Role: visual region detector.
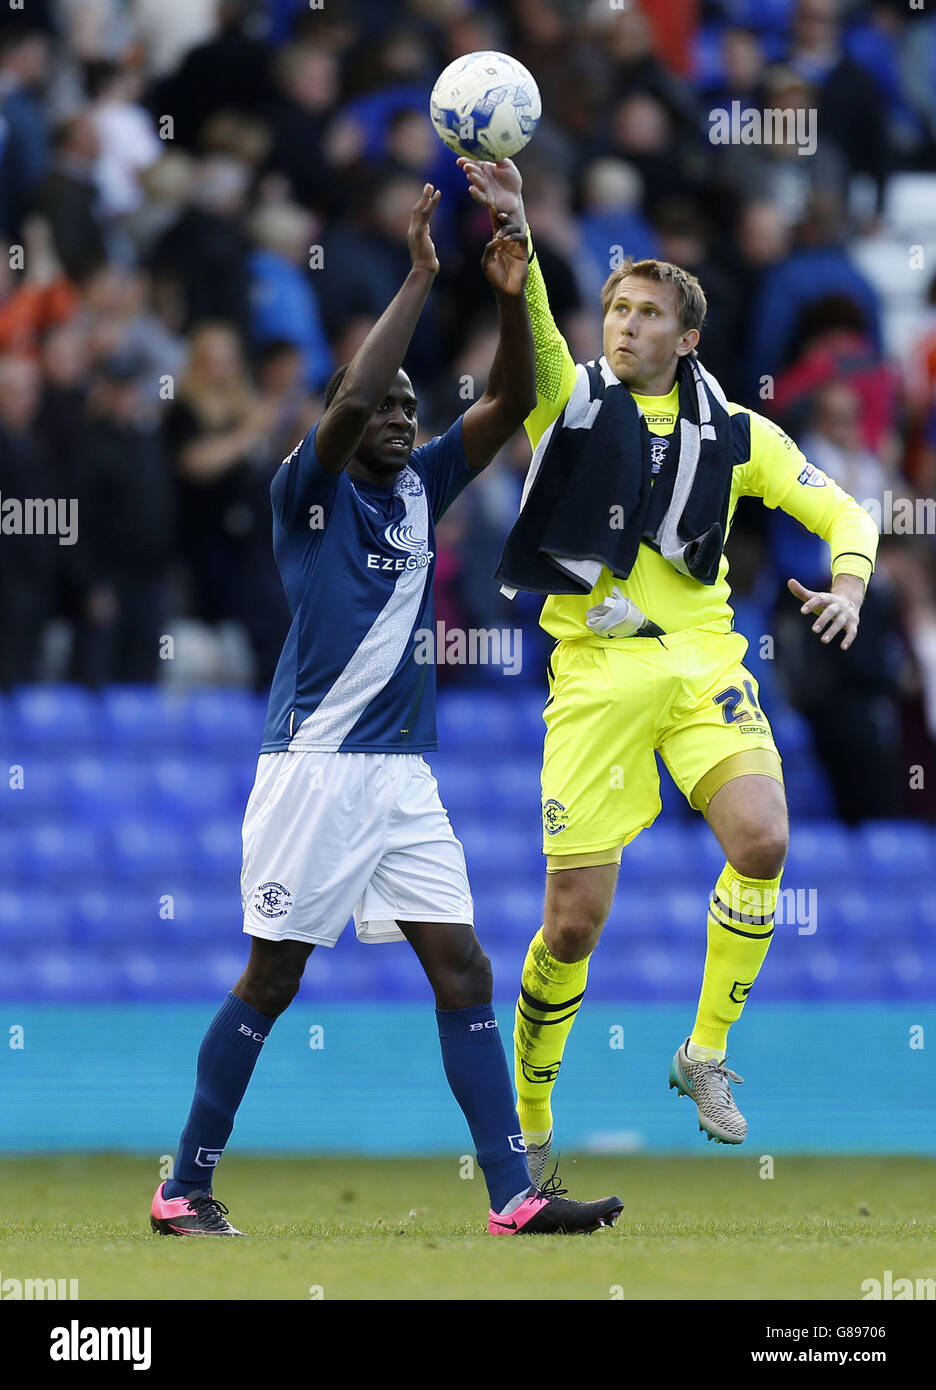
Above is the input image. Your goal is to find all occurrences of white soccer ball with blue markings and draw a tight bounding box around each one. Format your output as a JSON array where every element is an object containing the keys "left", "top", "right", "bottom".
[{"left": 429, "top": 51, "right": 541, "bottom": 161}]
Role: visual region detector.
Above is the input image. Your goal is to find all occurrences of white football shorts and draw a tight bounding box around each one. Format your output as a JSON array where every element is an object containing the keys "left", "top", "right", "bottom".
[{"left": 240, "top": 750, "right": 474, "bottom": 946}]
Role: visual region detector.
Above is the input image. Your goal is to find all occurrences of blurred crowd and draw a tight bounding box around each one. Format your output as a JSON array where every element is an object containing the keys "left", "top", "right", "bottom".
[{"left": 2, "top": 0, "right": 936, "bottom": 818}]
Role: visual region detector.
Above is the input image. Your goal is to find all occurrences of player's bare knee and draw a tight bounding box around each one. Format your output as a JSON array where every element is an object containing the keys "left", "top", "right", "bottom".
[
  {"left": 544, "top": 918, "right": 602, "bottom": 963},
  {"left": 236, "top": 965, "right": 302, "bottom": 1019},
  {"left": 731, "top": 824, "right": 788, "bottom": 880},
  {"left": 434, "top": 948, "right": 492, "bottom": 1009}
]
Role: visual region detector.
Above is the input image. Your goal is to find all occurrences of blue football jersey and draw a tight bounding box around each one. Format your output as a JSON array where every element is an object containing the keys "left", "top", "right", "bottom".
[{"left": 261, "top": 416, "right": 476, "bottom": 753}]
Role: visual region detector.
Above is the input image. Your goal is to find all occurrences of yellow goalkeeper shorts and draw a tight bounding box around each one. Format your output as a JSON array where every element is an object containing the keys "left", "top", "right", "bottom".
[{"left": 540, "top": 628, "right": 783, "bottom": 864}]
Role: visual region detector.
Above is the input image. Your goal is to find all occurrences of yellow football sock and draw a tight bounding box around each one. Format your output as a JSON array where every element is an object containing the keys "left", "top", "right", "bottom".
[
  {"left": 514, "top": 928, "right": 589, "bottom": 1139},
  {"left": 690, "top": 861, "right": 781, "bottom": 1054}
]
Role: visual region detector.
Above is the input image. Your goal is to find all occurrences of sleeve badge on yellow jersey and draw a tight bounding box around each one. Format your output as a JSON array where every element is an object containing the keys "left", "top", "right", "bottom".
[{"left": 797, "top": 463, "right": 827, "bottom": 487}]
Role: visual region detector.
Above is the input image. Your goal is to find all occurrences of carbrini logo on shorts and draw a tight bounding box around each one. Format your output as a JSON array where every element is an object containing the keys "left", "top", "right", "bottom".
[{"left": 543, "top": 799, "right": 568, "bottom": 835}]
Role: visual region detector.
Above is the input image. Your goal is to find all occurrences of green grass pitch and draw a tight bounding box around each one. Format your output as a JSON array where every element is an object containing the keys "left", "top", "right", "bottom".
[{"left": 1, "top": 1155, "right": 934, "bottom": 1300}]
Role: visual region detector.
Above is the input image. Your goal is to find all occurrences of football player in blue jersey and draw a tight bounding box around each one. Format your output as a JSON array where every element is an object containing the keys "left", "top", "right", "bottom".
[{"left": 152, "top": 184, "right": 623, "bottom": 1238}]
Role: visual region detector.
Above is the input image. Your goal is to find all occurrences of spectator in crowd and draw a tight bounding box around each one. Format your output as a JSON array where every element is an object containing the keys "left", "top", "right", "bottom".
[
  {"left": 0, "top": 354, "right": 58, "bottom": 688},
  {"left": 576, "top": 159, "right": 659, "bottom": 302},
  {"left": 163, "top": 320, "right": 289, "bottom": 688},
  {"left": 653, "top": 195, "right": 743, "bottom": 392},
  {"left": 247, "top": 200, "right": 332, "bottom": 391},
  {"left": 0, "top": 27, "right": 51, "bottom": 240},
  {"left": 36, "top": 112, "right": 108, "bottom": 282},
  {"left": 35, "top": 319, "right": 89, "bottom": 469},
  {"left": 904, "top": 271, "right": 936, "bottom": 487},
  {"left": 699, "top": 25, "right": 767, "bottom": 116},
  {"left": 318, "top": 172, "right": 444, "bottom": 379},
  {"left": 263, "top": 42, "right": 342, "bottom": 213},
  {"left": 147, "top": 154, "right": 253, "bottom": 334},
  {"left": 710, "top": 65, "right": 848, "bottom": 229},
  {"left": 597, "top": 2, "right": 701, "bottom": 134},
  {"left": 787, "top": 0, "right": 892, "bottom": 213},
  {"left": 0, "top": 215, "right": 77, "bottom": 356},
  {"left": 254, "top": 337, "right": 319, "bottom": 466},
  {"left": 771, "top": 294, "right": 900, "bottom": 456},
  {"left": 147, "top": 0, "right": 273, "bottom": 151},
  {"left": 747, "top": 190, "right": 882, "bottom": 393},
  {"left": 84, "top": 58, "right": 162, "bottom": 223},
  {"left": 67, "top": 350, "right": 176, "bottom": 685},
  {"left": 875, "top": 535, "right": 936, "bottom": 819},
  {"left": 604, "top": 92, "right": 710, "bottom": 217}
]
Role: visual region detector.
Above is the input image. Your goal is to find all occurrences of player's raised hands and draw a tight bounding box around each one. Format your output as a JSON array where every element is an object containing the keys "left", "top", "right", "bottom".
[
  {"left": 788, "top": 577, "right": 862, "bottom": 650},
  {"left": 408, "top": 184, "right": 441, "bottom": 276},
  {"left": 457, "top": 157, "right": 526, "bottom": 229},
  {"left": 482, "top": 214, "right": 528, "bottom": 296}
]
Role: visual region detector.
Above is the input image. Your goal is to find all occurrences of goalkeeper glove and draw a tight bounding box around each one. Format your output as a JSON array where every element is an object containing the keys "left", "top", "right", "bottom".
[{"left": 586, "top": 586, "right": 664, "bottom": 638}]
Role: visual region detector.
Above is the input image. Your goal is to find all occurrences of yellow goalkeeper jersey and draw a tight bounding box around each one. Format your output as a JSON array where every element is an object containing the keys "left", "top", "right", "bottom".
[{"left": 522, "top": 240, "right": 879, "bottom": 642}]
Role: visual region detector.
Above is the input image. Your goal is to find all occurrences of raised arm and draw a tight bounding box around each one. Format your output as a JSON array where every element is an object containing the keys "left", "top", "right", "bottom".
[
  {"left": 315, "top": 184, "right": 441, "bottom": 475},
  {"left": 459, "top": 212, "right": 536, "bottom": 469},
  {"left": 458, "top": 158, "right": 577, "bottom": 448}
]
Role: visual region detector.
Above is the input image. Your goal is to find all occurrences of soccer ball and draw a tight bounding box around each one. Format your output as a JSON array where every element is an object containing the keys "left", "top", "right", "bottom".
[{"left": 429, "top": 51, "right": 541, "bottom": 161}]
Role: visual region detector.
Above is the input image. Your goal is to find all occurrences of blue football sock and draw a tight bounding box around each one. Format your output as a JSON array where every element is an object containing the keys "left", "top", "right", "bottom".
[
  {"left": 163, "top": 992, "right": 273, "bottom": 1199},
  {"left": 435, "top": 1003, "right": 532, "bottom": 1213}
]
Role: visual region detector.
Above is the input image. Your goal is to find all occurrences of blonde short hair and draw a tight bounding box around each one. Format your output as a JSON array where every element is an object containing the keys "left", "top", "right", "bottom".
[{"left": 601, "top": 257, "right": 707, "bottom": 333}]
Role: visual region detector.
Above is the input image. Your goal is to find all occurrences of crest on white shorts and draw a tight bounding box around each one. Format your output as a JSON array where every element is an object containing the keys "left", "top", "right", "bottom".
[{"left": 254, "top": 881, "right": 293, "bottom": 919}]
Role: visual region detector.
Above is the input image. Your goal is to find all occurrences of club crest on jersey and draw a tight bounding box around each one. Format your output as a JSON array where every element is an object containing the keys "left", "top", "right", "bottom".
[
  {"left": 650, "top": 437, "right": 669, "bottom": 474},
  {"left": 393, "top": 467, "right": 423, "bottom": 498},
  {"left": 254, "top": 881, "right": 293, "bottom": 919},
  {"left": 797, "top": 463, "right": 826, "bottom": 487},
  {"left": 543, "top": 798, "right": 568, "bottom": 835}
]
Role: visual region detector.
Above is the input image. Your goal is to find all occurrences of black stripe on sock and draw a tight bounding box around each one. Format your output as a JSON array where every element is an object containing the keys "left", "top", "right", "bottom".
[
  {"left": 708, "top": 908, "right": 775, "bottom": 941},
  {"left": 711, "top": 892, "right": 775, "bottom": 927},
  {"left": 517, "top": 1005, "right": 581, "bottom": 1027},
  {"left": 520, "top": 984, "right": 586, "bottom": 1014}
]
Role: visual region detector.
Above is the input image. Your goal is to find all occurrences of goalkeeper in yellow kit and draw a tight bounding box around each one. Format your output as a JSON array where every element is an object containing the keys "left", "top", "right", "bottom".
[{"left": 459, "top": 156, "right": 879, "bottom": 1180}]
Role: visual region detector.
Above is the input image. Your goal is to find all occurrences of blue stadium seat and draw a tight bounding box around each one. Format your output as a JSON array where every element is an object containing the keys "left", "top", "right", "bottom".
[
  {"left": 810, "top": 887, "right": 876, "bottom": 939},
  {"left": 191, "top": 818, "right": 245, "bottom": 882},
  {"left": 11, "top": 686, "right": 101, "bottom": 750},
  {"left": 0, "top": 831, "right": 20, "bottom": 881},
  {"left": 436, "top": 691, "right": 517, "bottom": 749},
  {"left": 22, "top": 948, "right": 123, "bottom": 1001},
  {"left": 879, "top": 945, "right": 934, "bottom": 1000},
  {"left": 769, "top": 706, "right": 813, "bottom": 755},
  {"left": 858, "top": 821, "right": 934, "bottom": 877},
  {"left": 63, "top": 758, "right": 153, "bottom": 820},
  {"left": 0, "top": 889, "right": 71, "bottom": 944},
  {"left": 150, "top": 758, "right": 239, "bottom": 820},
  {"left": 783, "top": 759, "right": 837, "bottom": 818},
  {"left": 108, "top": 818, "right": 197, "bottom": 886},
  {"left": 184, "top": 689, "right": 267, "bottom": 753},
  {"left": 21, "top": 822, "right": 106, "bottom": 887},
  {"left": 513, "top": 694, "right": 547, "bottom": 751},
  {"left": 427, "top": 759, "right": 488, "bottom": 814},
  {"left": 161, "top": 890, "right": 242, "bottom": 944},
  {"left": 71, "top": 888, "right": 167, "bottom": 946},
  {"left": 785, "top": 822, "right": 856, "bottom": 879},
  {"left": 100, "top": 686, "right": 190, "bottom": 750},
  {"left": 459, "top": 822, "right": 540, "bottom": 876},
  {"left": 4, "top": 756, "right": 65, "bottom": 816}
]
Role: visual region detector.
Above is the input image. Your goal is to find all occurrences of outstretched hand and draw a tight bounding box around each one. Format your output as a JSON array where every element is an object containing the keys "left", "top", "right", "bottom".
[
  {"left": 408, "top": 183, "right": 441, "bottom": 275},
  {"left": 457, "top": 157, "right": 526, "bottom": 228},
  {"left": 788, "top": 577, "right": 861, "bottom": 650},
  {"left": 481, "top": 214, "right": 528, "bottom": 296}
]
